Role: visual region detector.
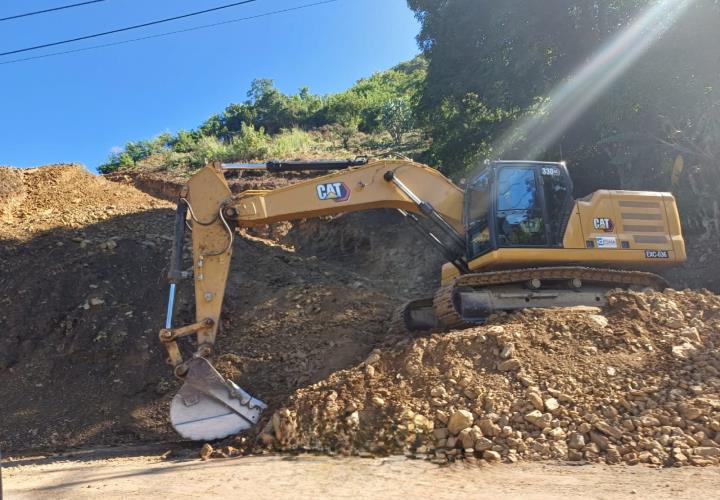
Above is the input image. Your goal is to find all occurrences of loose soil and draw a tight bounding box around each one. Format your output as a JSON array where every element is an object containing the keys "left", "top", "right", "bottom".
[{"left": 260, "top": 290, "right": 720, "bottom": 467}]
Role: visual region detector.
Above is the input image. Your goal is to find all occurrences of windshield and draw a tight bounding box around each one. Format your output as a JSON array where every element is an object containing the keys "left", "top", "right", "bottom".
[{"left": 498, "top": 168, "right": 537, "bottom": 210}]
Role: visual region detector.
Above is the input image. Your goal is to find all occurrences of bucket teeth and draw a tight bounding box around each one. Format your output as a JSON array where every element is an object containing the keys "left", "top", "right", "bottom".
[{"left": 170, "top": 357, "right": 266, "bottom": 441}]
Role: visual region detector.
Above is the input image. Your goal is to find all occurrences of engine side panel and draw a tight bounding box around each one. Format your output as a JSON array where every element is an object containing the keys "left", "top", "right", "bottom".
[{"left": 572, "top": 189, "right": 686, "bottom": 260}]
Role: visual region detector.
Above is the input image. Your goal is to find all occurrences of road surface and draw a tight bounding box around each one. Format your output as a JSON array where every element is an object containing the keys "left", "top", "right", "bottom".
[{"left": 3, "top": 447, "right": 719, "bottom": 499}]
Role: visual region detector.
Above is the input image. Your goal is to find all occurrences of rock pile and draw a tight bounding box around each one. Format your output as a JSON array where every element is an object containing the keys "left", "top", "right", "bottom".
[{"left": 257, "top": 289, "right": 720, "bottom": 466}]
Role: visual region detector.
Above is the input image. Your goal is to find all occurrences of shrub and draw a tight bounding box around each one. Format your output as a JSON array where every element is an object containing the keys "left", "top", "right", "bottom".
[
  {"left": 189, "top": 136, "right": 230, "bottom": 167},
  {"left": 267, "top": 128, "right": 313, "bottom": 158},
  {"left": 227, "top": 123, "right": 269, "bottom": 161}
]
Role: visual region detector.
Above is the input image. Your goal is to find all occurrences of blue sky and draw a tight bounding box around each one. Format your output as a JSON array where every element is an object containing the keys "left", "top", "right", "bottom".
[{"left": 0, "top": 0, "right": 420, "bottom": 170}]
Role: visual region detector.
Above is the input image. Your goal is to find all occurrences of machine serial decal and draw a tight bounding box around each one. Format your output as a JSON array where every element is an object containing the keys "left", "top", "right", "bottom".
[
  {"left": 596, "top": 236, "right": 618, "bottom": 249},
  {"left": 593, "top": 217, "right": 614, "bottom": 232},
  {"left": 316, "top": 182, "right": 350, "bottom": 202},
  {"left": 645, "top": 250, "right": 669, "bottom": 259}
]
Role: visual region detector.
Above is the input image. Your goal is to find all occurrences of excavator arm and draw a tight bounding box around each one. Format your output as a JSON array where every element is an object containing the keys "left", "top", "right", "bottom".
[
  {"left": 228, "top": 159, "right": 464, "bottom": 230},
  {"left": 159, "top": 159, "right": 465, "bottom": 440}
]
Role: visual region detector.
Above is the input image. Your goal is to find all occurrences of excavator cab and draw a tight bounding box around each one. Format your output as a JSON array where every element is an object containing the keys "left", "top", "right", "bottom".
[{"left": 466, "top": 161, "right": 574, "bottom": 260}]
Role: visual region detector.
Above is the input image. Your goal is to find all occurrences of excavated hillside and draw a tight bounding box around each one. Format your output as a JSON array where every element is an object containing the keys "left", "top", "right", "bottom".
[
  {"left": 0, "top": 165, "right": 177, "bottom": 449},
  {"left": 0, "top": 164, "right": 439, "bottom": 452},
  {"left": 2, "top": 164, "right": 719, "bottom": 470}
]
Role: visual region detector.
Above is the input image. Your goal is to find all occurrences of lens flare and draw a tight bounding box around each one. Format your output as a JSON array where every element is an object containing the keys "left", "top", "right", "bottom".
[{"left": 493, "top": 0, "right": 696, "bottom": 160}]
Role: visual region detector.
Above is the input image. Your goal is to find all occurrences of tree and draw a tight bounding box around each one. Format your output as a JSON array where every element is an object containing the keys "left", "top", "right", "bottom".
[
  {"left": 199, "top": 114, "right": 228, "bottom": 140},
  {"left": 98, "top": 134, "right": 171, "bottom": 173},
  {"left": 245, "top": 79, "right": 323, "bottom": 134},
  {"left": 382, "top": 98, "right": 414, "bottom": 145},
  {"left": 407, "top": 1, "right": 719, "bottom": 173},
  {"left": 325, "top": 92, "right": 363, "bottom": 148},
  {"left": 170, "top": 130, "right": 199, "bottom": 153}
]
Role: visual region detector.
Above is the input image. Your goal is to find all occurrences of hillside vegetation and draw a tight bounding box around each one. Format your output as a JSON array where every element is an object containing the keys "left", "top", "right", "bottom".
[
  {"left": 98, "top": 57, "right": 427, "bottom": 175},
  {"left": 102, "top": 1, "right": 720, "bottom": 250}
]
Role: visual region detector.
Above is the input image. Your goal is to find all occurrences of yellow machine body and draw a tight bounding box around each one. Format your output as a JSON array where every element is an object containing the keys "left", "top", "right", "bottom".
[{"left": 441, "top": 189, "right": 686, "bottom": 285}]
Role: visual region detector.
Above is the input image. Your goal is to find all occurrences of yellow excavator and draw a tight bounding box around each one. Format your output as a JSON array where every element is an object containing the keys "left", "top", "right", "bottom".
[{"left": 159, "top": 158, "right": 685, "bottom": 440}]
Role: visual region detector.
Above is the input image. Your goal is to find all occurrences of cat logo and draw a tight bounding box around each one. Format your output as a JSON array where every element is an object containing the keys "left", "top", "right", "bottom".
[
  {"left": 316, "top": 182, "right": 350, "bottom": 202},
  {"left": 592, "top": 217, "right": 614, "bottom": 232}
]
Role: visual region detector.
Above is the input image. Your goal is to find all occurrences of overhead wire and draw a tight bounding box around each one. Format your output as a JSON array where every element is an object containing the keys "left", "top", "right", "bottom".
[
  {"left": 0, "top": 0, "right": 109, "bottom": 23},
  {"left": 0, "top": 0, "right": 261, "bottom": 57},
  {"left": 0, "top": 0, "right": 339, "bottom": 66}
]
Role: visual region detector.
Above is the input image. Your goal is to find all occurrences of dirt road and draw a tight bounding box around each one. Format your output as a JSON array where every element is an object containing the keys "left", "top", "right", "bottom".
[{"left": 3, "top": 448, "right": 719, "bottom": 499}]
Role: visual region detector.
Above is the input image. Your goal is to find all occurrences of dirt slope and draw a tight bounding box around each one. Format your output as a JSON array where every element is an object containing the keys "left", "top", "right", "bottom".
[
  {"left": 0, "top": 165, "right": 177, "bottom": 449},
  {"left": 0, "top": 164, "right": 437, "bottom": 452}
]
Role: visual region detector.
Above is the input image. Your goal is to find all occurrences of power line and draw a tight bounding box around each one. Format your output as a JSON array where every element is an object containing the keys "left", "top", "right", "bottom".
[
  {"left": 0, "top": 0, "right": 109, "bottom": 23},
  {"left": 0, "top": 0, "right": 260, "bottom": 57},
  {"left": 0, "top": 0, "right": 340, "bottom": 66}
]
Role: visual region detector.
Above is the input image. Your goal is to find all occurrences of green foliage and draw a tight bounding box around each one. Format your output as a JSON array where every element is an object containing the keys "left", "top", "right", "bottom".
[
  {"left": 228, "top": 123, "right": 269, "bottom": 161},
  {"left": 170, "top": 130, "right": 200, "bottom": 153},
  {"left": 100, "top": 57, "right": 427, "bottom": 173},
  {"left": 267, "top": 128, "right": 314, "bottom": 158},
  {"left": 98, "top": 134, "right": 171, "bottom": 174},
  {"left": 328, "top": 59, "right": 427, "bottom": 135},
  {"left": 325, "top": 92, "right": 362, "bottom": 148},
  {"left": 408, "top": 1, "right": 719, "bottom": 167},
  {"left": 408, "top": 0, "right": 720, "bottom": 238},
  {"left": 188, "top": 136, "right": 229, "bottom": 166},
  {"left": 382, "top": 98, "right": 415, "bottom": 146}
]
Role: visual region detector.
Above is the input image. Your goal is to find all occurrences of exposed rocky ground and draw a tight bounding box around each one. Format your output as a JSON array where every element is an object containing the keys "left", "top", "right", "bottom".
[
  {"left": 255, "top": 290, "right": 720, "bottom": 467},
  {"left": 2, "top": 163, "right": 720, "bottom": 471}
]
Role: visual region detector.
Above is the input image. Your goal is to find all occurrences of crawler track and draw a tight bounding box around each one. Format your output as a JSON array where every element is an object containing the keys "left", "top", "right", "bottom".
[{"left": 404, "top": 267, "right": 668, "bottom": 332}]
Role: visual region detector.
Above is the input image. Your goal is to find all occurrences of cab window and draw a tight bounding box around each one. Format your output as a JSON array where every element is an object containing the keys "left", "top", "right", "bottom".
[{"left": 496, "top": 167, "right": 546, "bottom": 246}]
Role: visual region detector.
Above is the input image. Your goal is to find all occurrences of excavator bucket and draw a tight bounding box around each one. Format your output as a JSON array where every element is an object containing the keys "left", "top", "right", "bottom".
[{"left": 170, "top": 357, "right": 266, "bottom": 441}]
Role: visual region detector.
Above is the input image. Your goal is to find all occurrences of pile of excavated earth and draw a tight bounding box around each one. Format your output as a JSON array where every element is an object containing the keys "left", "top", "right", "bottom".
[
  {"left": 2, "top": 163, "right": 720, "bottom": 470},
  {"left": 254, "top": 290, "right": 720, "bottom": 467}
]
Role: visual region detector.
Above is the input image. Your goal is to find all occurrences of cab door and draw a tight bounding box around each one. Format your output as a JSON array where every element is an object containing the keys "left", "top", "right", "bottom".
[{"left": 466, "top": 170, "right": 494, "bottom": 259}]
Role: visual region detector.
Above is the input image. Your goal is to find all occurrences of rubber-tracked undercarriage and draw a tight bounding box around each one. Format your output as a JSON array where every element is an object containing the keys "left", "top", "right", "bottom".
[{"left": 398, "top": 266, "right": 669, "bottom": 333}]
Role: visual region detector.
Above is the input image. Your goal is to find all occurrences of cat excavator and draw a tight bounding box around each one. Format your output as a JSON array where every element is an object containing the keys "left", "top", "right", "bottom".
[{"left": 159, "top": 158, "right": 685, "bottom": 440}]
